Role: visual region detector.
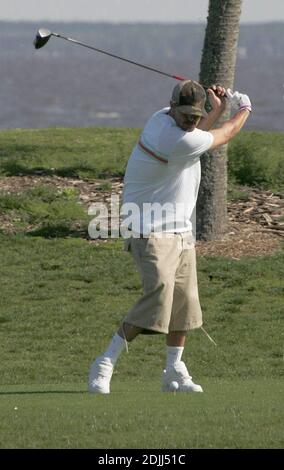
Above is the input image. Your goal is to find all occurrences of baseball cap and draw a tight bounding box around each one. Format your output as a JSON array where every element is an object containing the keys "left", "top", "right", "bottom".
[{"left": 171, "top": 80, "right": 207, "bottom": 117}]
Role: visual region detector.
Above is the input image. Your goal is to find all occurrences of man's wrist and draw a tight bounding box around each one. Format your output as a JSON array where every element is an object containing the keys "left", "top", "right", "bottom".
[
  {"left": 206, "top": 107, "right": 224, "bottom": 122},
  {"left": 210, "top": 105, "right": 225, "bottom": 114},
  {"left": 238, "top": 106, "right": 252, "bottom": 113}
]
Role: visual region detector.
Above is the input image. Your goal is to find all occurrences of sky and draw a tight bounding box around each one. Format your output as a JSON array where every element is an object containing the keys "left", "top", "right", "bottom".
[{"left": 0, "top": 0, "right": 284, "bottom": 23}]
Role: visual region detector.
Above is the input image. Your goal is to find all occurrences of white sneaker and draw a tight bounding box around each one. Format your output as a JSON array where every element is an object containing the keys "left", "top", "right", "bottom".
[
  {"left": 88, "top": 356, "right": 113, "bottom": 394},
  {"left": 162, "top": 361, "right": 203, "bottom": 393}
]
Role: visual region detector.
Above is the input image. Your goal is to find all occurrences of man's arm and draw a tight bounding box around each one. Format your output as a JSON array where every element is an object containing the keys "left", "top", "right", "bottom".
[
  {"left": 198, "top": 107, "right": 224, "bottom": 131},
  {"left": 209, "top": 89, "right": 252, "bottom": 149},
  {"left": 209, "top": 108, "right": 250, "bottom": 149}
]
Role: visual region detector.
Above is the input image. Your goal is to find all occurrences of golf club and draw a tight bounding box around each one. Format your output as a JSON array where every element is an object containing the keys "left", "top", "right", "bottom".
[{"left": 33, "top": 28, "right": 191, "bottom": 83}]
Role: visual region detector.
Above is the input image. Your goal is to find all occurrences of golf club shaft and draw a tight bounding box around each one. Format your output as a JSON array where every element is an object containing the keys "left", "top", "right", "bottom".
[{"left": 52, "top": 33, "right": 188, "bottom": 82}]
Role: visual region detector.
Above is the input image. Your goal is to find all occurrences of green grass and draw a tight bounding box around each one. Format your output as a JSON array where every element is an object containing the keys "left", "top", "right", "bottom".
[
  {"left": 0, "top": 128, "right": 283, "bottom": 191},
  {"left": 227, "top": 185, "right": 250, "bottom": 202},
  {"left": 0, "top": 185, "right": 89, "bottom": 236},
  {"left": 0, "top": 380, "right": 283, "bottom": 449},
  {"left": 0, "top": 235, "right": 283, "bottom": 448},
  {"left": 0, "top": 127, "right": 140, "bottom": 179},
  {"left": 228, "top": 131, "right": 284, "bottom": 191},
  {"left": 0, "top": 236, "right": 283, "bottom": 384}
]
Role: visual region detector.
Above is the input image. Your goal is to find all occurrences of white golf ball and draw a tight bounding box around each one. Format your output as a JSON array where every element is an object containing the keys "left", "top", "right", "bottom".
[{"left": 169, "top": 381, "right": 179, "bottom": 392}]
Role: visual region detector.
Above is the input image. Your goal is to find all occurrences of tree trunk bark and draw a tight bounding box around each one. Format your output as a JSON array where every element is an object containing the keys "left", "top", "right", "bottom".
[{"left": 197, "top": 0, "right": 242, "bottom": 240}]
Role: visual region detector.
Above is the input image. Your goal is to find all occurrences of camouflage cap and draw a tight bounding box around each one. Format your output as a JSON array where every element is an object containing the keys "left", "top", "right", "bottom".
[{"left": 171, "top": 80, "right": 207, "bottom": 117}]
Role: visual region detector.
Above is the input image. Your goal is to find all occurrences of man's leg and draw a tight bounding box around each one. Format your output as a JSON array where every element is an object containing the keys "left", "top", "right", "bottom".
[
  {"left": 88, "top": 322, "right": 142, "bottom": 394},
  {"left": 166, "top": 331, "right": 186, "bottom": 347},
  {"left": 163, "top": 332, "right": 203, "bottom": 392},
  {"left": 165, "top": 331, "right": 186, "bottom": 370},
  {"left": 162, "top": 244, "right": 203, "bottom": 393},
  {"left": 88, "top": 236, "right": 180, "bottom": 395},
  {"left": 118, "top": 322, "right": 143, "bottom": 342}
]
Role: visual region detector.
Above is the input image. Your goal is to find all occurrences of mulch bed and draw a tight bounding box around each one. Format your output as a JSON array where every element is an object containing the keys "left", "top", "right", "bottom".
[{"left": 0, "top": 175, "right": 283, "bottom": 258}]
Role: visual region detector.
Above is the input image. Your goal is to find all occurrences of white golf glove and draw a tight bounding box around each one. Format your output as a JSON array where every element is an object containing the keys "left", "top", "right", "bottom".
[{"left": 226, "top": 89, "right": 252, "bottom": 112}]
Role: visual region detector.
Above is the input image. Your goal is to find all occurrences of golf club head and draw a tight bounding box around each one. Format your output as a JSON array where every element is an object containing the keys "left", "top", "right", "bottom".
[{"left": 34, "top": 28, "right": 52, "bottom": 49}]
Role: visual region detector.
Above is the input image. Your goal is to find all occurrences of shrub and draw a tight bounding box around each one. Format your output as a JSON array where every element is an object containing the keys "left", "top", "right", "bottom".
[{"left": 228, "top": 131, "right": 284, "bottom": 192}]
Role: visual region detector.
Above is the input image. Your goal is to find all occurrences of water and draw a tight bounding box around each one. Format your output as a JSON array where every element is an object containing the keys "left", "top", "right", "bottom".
[{"left": 0, "top": 22, "right": 283, "bottom": 131}]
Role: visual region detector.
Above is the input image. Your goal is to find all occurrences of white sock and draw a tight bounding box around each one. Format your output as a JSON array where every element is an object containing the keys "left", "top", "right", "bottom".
[
  {"left": 103, "top": 333, "right": 126, "bottom": 366},
  {"left": 166, "top": 346, "right": 184, "bottom": 370}
]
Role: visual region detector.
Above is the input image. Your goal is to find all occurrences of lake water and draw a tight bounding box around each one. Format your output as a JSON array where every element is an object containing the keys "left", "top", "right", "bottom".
[{"left": 0, "top": 22, "right": 283, "bottom": 131}]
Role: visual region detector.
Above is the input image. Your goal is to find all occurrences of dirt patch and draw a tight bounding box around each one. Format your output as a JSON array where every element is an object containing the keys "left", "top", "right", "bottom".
[
  {"left": 0, "top": 175, "right": 283, "bottom": 258},
  {"left": 197, "top": 186, "right": 283, "bottom": 258},
  {"left": 196, "top": 222, "right": 280, "bottom": 258}
]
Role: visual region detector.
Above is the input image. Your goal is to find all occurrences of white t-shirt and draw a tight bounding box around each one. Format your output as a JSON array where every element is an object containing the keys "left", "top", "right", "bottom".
[{"left": 122, "top": 107, "right": 213, "bottom": 236}]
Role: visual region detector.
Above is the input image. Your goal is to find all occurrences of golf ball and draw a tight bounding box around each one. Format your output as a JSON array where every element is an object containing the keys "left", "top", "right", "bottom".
[{"left": 169, "top": 381, "right": 179, "bottom": 392}]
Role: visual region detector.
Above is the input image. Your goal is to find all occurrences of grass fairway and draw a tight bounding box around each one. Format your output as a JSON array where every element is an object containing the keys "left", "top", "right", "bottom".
[
  {"left": 0, "top": 236, "right": 283, "bottom": 448},
  {"left": 0, "top": 379, "right": 283, "bottom": 449},
  {"left": 0, "top": 127, "right": 283, "bottom": 448},
  {"left": 0, "top": 127, "right": 140, "bottom": 179}
]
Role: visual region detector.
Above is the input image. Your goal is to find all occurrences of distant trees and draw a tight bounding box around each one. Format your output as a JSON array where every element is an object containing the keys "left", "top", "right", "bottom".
[{"left": 197, "top": 0, "right": 243, "bottom": 240}]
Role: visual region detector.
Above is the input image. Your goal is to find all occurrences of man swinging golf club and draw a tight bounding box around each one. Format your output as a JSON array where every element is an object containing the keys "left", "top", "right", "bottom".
[
  {"left": 88, "top": 80, "right": 252, "bottom": 394},
  {"left": 32, "top": 28, "right": 250, "bottom": 392}
]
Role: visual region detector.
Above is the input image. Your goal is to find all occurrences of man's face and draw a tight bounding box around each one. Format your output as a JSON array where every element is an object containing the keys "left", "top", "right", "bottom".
[{"left": 171, "top": 106, "right": 201, "bottom": 132}]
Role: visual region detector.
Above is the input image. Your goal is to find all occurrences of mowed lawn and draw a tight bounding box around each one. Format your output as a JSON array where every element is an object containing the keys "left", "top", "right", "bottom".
[
  {"left": 0, "top": 127, "right": 283, "bottom": 448},
  {"left": 0, "top": 236, "right": 283, "bottom": 449},
  {"left": 0, "top": 379, "right": 283, "bottom": 449}
]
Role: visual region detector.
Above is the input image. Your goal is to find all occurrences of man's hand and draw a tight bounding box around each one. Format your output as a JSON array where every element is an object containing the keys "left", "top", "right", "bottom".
[
  {"left": 197, "top": 84, "right": 227, "bottom": 131},
  {"left": 207, "top": 85, "right": 227, "bottom": 111},
  {"left": 226, "top": 89, "right": 252, "bottom": 112}
]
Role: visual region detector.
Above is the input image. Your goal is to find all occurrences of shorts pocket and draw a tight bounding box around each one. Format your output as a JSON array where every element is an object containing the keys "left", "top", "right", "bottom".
[{"left": 123, "top": 238, "right": 132, "bottom": 252}]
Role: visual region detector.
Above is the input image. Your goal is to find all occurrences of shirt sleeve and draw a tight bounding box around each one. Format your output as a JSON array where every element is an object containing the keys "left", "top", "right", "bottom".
[{"left": 159, "top": 127, "right": 214, "bottom": 163}]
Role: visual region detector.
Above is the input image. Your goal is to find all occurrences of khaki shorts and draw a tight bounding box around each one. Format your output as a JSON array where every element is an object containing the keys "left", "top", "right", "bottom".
[{"left": 123, "top": 233, "right": 203, "bottom": 334}]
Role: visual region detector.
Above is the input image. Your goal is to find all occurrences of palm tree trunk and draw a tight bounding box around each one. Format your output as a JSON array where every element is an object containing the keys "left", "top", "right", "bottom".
[{"left": 197, "top": 0, "right": 242, "bottom": 240}]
